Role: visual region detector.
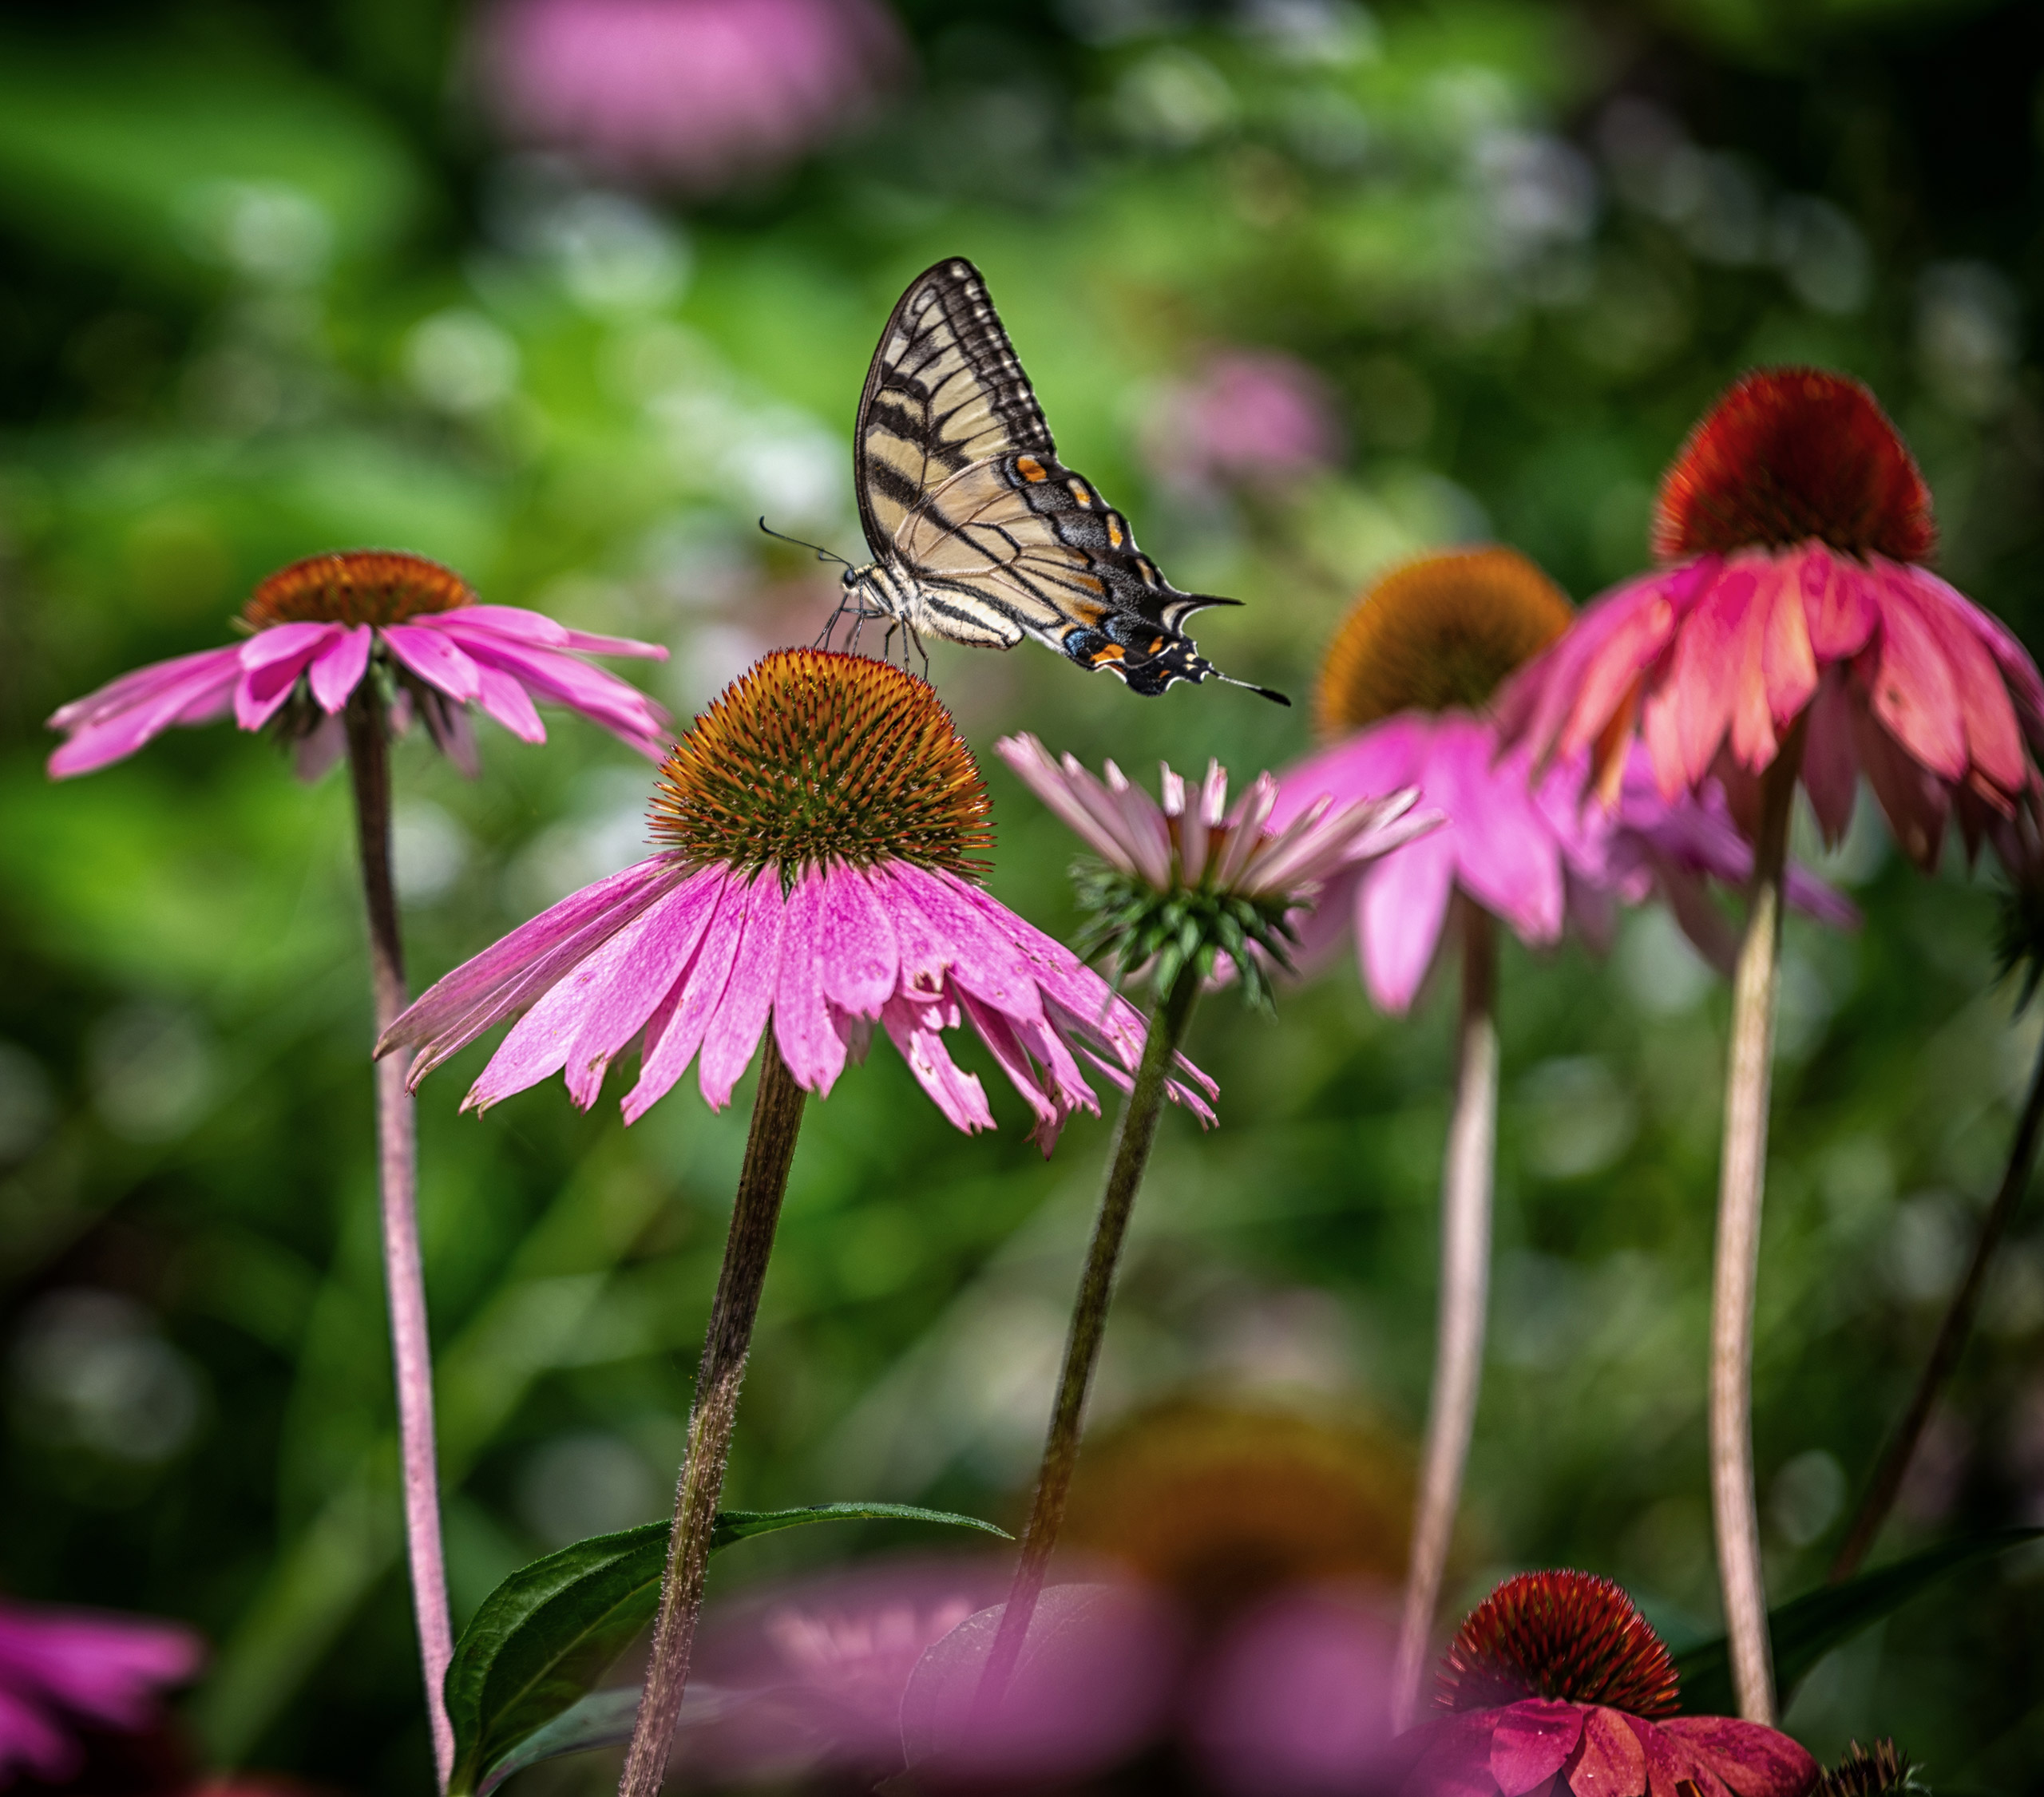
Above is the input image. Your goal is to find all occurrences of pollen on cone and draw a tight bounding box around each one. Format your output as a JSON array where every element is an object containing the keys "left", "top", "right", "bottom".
[
  {"left": 1317, "top": 547, "right": 1574, "bottom": 738},
  {"left": 1436, "top": 1569, "right": 1680, "bottom": 1718},
  {"left": 651, "top": 648, "right": 994, "bottom": 877},
  {"left": 241, "top": 550, "right": 477, "bottom": 628},
  {"left": 1653, "top": 367, "right": 1935, "bottom": 564}
]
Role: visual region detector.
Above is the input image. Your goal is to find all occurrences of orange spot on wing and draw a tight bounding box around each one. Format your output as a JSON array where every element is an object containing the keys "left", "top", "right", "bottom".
[
  {"left": 1107, "top": 516, "right": 1124, "bottom": 548},
  {"left": 1068, "top": 479, "right": 1093, "bottom": 505},
  {"left": 1016, "top": 456, "right": 1048, "bottom": 482},
  {"left": 1090, "top": 643, "right": 1126, "bottom": 663}
]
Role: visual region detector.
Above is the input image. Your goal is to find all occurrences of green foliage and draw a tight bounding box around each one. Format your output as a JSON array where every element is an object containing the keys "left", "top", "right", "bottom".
[
  {"left": 1072, "top": 857, "right": 1297, "bottom": 1010},
  {"left": 445, "top": 1504, "right": 1007, "bottom": 1793}
]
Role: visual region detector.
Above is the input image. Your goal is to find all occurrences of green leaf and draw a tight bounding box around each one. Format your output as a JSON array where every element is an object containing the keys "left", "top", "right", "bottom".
[
  {"left": 448, "top": 1503, "right": 1008, "bottom": 1795},
  {"left": 1674, "top": 1526, "right": 2043, "bottom": 1716},
  {"left": 473, "top": 1688, "right": 641, "bottom": 1797}
]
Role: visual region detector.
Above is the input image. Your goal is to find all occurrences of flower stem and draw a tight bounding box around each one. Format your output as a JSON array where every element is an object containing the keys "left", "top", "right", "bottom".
[
  {"left": 1831, "top": 1027, "right": 2044, "bottom": 1582},
  {"left": 1711, "top": 749, "right": 1801, "bottom": 1727},
  {"left": 618, "top": 1045, "right": 807, "bottom": 1797},
  {"left": 1390, "top": 903, "right": 1498, "bottom": 1731},
  {"left": 976, "top": 959, "right": 1205, "bottom": 1716},
  {"left": 343, "top": 691, "right": 454, "bottom": 1791}
]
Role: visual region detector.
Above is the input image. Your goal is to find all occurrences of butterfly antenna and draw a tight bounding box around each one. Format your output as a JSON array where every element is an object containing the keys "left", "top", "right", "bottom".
[
  {"left": 759, "top": 516, "right": 854, "bottom": 570},
  {"left": 1218, "top": 671, "right": 1292, "bottom": 707}
]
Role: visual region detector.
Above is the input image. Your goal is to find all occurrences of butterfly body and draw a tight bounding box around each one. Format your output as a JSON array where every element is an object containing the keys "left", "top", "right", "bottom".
[{"left": 838, "top": 257, "right": 1285, "bottom": 704}]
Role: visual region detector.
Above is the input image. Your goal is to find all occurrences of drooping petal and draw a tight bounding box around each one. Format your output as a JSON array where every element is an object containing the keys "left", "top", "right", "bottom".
[
  {"left": 235, "top": 623, "right": 342, "bottom": 730},
  {"left": 1103, "top": 760, "right": 1175, "bottom": 887},
  {"left": 1852, "top": 669, "right": 1953, "bottom": 868},
  {"left": 445, "top": 628, "right": 671, "bottom": 758},
  {"left": 444, "top": 604, "right": 666, "bottom": 659},
  {"left": 697, "top": 868, "right": 787, "bottom": 1108},
  {"left": 956, "top": 988, "right": 1068, "bottom": 1153},
  {"left": 560, "top": 868, "right": 727, "bottom": 1108},
  {"left": 46, "top": 647, "right": 244, "bottom": 778},
  {"left": 1758, "top": 553, "right": 1820, "bottom": 740},
  {"left": 1489, "top": 1698, "right": 1584, "bottom": 1795},
  {"left": 1866, "top": 568, "right": 1969, "bottom": 783},
  {"left": 621, "top": 874, "right": 751, "bottom": 1122},
  {"left": 818, "top": 864, "right": 901, "bottom": 1017},
  {"left": 1654, "top": 1717, "right": 1819, "bottom": 1797},
  {"left": 1428, "top": 721, "right": 1564, "bottom": 948},
  {"left": 1563, "top": 1705, "right": 1647, "bottom": 1797},
  {"left": 1624, "top": 1714, "right": 1732, "bottom": 1797},
  {"left": 1393, "top": 1710, "right": 1507, "bottom": 1797},
  {"left": 1797, "top": 541, "right": 1879, "bottom": 661},
  {"left": 473, "top": 664, "right": 549, "bottom": 743},
  {"left": 1642, "top": 564, "right": 1750, "bottom": 796},
  {"left": 1800, "top": 671, "right": 1860, "bottom": 845},
  {"left": 881, "top": 990, "right": 995, "bottom": 1133},
  {"left": 1905, "top": 565, "right": 2030, "bottom": 800},
  {"left": 884, "top": 865, "right": 1047, "bottom": 1029},
  {"left": 1270, "top": 714, "right": 1432, "bottom": 831},
  {"left": 995, "top": 735, "right": 1139, "bottom": 873},
  {"left": 774, "top": 863, "right": 849, "bottom": 1096},
  {"left": 307, "top": 623, "right": 374, "bottom": 713},
  {"left": 1357, "top": 827, "right": 1456, "bottom": 1014},
  {"left": 382, "top": 622, "right": 484, "bottom": 703}
]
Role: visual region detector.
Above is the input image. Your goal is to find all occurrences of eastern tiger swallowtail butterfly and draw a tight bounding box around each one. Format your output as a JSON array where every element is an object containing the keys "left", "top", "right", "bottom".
[{"left": 820, "top": 257, "right": 1289, "bottom": 704}]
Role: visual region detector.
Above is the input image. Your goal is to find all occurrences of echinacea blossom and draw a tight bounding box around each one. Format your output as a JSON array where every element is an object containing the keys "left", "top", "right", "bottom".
[
  {"left": 1142, "top": 349, "right": 1345, "bottom": 496},
  {"left": 979, "top": 738, "right": 1427, "bottom": 1717},
  {"left": 1270, "top": 548, "right": 1849, "bottom": 1731},
  {"left": 0, "top": 1595, "right": 201, "bottom": 1784},
  {"left": 384, "top": 652, "right": 1208, "bottom": 1150},
  {"left": 474, "top": 0, "right": 905, "bottom": 194},
  {"left": 1392, "top": 1572, "right": 1818, "bottom": 1797},
  {"left": 1816, "top": 1739, "right": 1916, "bottom": 1796},
  {"left": 46, "top": 549, "right": 670, "bottom": 781},
  {"left": 1499, "top": 370, "right": 2044, "bottom": 1726},
  {"left": 384, "top": 649, "right": 1210, "bottom": 1797}
]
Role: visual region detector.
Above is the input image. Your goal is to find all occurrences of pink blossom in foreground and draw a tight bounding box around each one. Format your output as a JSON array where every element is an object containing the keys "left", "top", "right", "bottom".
[
  {"left": 1499, "top": 370, "right": 2044, "bottom": 867},
  {"left": 46, "top": 551, "right": 669, "bottom": 781},
  {"left": 382, "top": 651, "right": 1214, "bottom": 1151},
  {"left": 0, "top": 1596, "right": 202, "bottom": 1785},
  {"left": 474, "top": 0, "right": 906, "bottom": 193},
  {"left": 1275, "top": 722, "right": 1856, "bottom": 1011},
  {"left": 996, "top": 734, "right": 1432, "bottom": 903}
]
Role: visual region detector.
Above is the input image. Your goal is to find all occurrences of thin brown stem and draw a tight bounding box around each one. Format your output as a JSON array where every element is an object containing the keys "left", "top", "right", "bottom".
[
  {"left": 1390, "top": 903, "right": 1498, "bottom": 1730},
  {"left": 975, "top": 960, "right": 1204, "bottom": 1717},
  {"left": 343, "top": 691, "right": 454, "bottom": 1790},
  {"left": 618, "top": 1046, "right": 806, "bottom": 1797},
  {"left": 1710, "top": 746, "right": 1801, "bottom": 1727},
  {"left": 1831, "top": 1028, "right": 2044, "bottom": 1582}
]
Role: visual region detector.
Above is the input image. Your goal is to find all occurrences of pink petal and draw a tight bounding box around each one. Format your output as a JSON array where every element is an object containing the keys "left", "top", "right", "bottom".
[
  {"left": 1904, "top": 566, "right": 2030, "bottom": 799},
  {"left": 234, "top": 623, "right": 342, "bottom": 730},
  {"left": 382, "top": 621, "right": 483, "bottom": 703},
  {"left": 623, "top": 873, "right": 748, "bottom": 1122},
  {"left": 1655, "top": 1717, "right": 1819, "bottom": 1797},
  {"left": 442, "top": 627, "right": 671, "bottom": 758},
  {"left": 885, "top": 865, "right": 1047, "bottom": 1027},
  {"left": 1428, "top": 721, "right": 1564, "bottom": 948},
  {"left": 818, "top": 865, "right": 900, "bottom": 1015},
  {"left": 46, "top": 647, "right": 244, "bottom": 778},
  {"left": 995, "top": 736, "right": 1139, "bottom": 872},
  {"left": 1358, "top": 826, "right": 1456, "bottom": 1013},
  {"left": 1565, "top": 1706, "right": 1646, "bottom": 1797},
  {"left": 1542, "top": 575, "right": 1682, "bottom": 764},
  {"left": 1490, "top": 1698, "right": 1584, "bottom": 1795},
  {"left": 473, "top": 665, "right": 549, "bottom": 743},
  {"left": 1797, "top": 543, "right": 1879, "bottom": 661},
  {"left": 1866, "top": 572, "right": 1968, "bottom": 782},
  {"left": 561, "top": 869, "right": 726, "bottom": 1107},
  {"left": 696, "top": 869, "right": 786, "bottom": 1108},
  {"left": 1800, "top": 672, "right": 1860, "bottom": 845},
  {"left": 1642, "top": 565, "right": 1750, "bottom": 795},
  {"left": 1758, "top": 556, "right": 1820, "bottom": 737},
  {"left": 1624, "top": 1715, "right": 1732, "bottom": 1797},
  {"left": 956, "top": 989, "right": 1068, "bottom": 1152},
  {"left": 0, "top": 1686, "right": 77, "bottom": 1781},
  {"left": 878, "top": 868, "right": 957, "bottom": 1001},
  {"left": 446, "top": 604, "right": 666, "bottom": 659},
  {"left": 465, "top": 912, "right": 659, "bottom": 1111},
  {"left": 1271, "top": 714, "right": 1431, "bottom": 830},
  {"left": 774, "top": 865, "right": 848, "bottom": 1095},
  {"left": 881, "top": 990, "right": 994, "bottom": 1132},
  {"left": 307, "top": 623, "right": 374, "bottom": 714},
  {"left": 1395, "top": 1710, "right": 1506, "bottom": 1797}
]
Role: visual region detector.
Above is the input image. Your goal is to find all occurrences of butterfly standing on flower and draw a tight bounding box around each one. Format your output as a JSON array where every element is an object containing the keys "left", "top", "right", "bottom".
[{"left": 823, "top": 257, "right": 1289, "bottom": 704}]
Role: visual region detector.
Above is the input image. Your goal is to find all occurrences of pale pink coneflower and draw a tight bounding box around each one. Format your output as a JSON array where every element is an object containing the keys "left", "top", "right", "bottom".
[
  {"left": 1143, "top": 349, "right": 1345, "bottom": 497},
  {"left": 379, "top": 650, "right": 1212, "bottom": 1797},
  {"left": 43, "top": 551, "right": 671, "bottom": 1788},
  {"left": 1499, "top": 370, "right": 2044, "bottom": 1724},
  {"left": 976, "top": 733, "right": 1428, "bottom": 1719},
  {"left": 0, "top": 1595, "right": 202, "bottom": 1785},
  {"left": 1270, "top": 547, "right": 1854, "bottom": 1730}
]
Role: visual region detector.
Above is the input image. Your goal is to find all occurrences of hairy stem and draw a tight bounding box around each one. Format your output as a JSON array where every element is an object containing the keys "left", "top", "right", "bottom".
[
  {"left": 976, "top": 960, "right": 1204, "bottom": 1716},
  {"left": 1832, "top": 1028, "right": 2044, "bottom": 1581},
  {"left": 1390, "top": 903, "right": 1498, "bottom": 1730},
  {"left": 343, "top": 692, "right": 454, "bottom": 1791},
  {"left": 1711, "top": 749, "right": 1800, "bottom": 1727},
  {"left": 618, "top": 1047, "right": 806, "bottom": 1797}
]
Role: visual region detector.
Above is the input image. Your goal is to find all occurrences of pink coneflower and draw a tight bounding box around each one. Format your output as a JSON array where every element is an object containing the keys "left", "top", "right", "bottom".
[
  {"left": 1392, "top": 1573, "right": 1819, "bottom": 1797},
  {"left": 1500, "top": 370, "right": 2044, "bottom": 1725},
  {"left": 1143, "top": 350, "right": 1345, "bottom": 496},
  {"left": 474, "top": 0, "right": 906, "bottom": 194},
  {"left": 47, "top": 549, "right": 670, "bottom": 780},
  {"left": 0, "top": 1595, "right": 201, "bottom": 1785},
  {"left": 1272, "top": 548, "right": 1850, "bottom": 1731},
  {"left": 382, "top": 650, "right": 1210, "bottom": 1797},
  {"left": 978, "top": 736, "right": 1426, "bottom": 1718}
]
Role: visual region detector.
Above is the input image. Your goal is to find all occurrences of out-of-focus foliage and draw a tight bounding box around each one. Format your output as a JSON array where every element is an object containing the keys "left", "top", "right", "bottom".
[{"left": 2, "top": 0, "right": 2044, "bottom": 1790}]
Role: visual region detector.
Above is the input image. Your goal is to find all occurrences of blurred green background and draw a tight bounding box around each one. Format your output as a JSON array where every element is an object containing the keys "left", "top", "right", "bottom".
[{"left": 4, "top": 0, "right": 2044, "bottom": 1788}]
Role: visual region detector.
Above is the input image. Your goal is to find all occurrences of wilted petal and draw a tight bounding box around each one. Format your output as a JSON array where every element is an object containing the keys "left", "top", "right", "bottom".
[{"left": 881, "top": 991, "right": 994, "bottom": 1133}]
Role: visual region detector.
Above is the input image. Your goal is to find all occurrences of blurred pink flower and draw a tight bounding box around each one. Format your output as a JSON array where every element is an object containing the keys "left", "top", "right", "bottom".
[
  {"left": 46, "top": 551, "right": 669, "bottom": 781},
  {"left": 382, "top": 651, "right": 1213, "bottom": 1151},
  {"left": 1143, "top": 350, "right": 1345, "bottom": 494},
  {"left": 1499, "top": 368, "right": 2044, "bottom": 868},
  {"left": 1392, "top": 1572, "right": 1818, "bottom": 1797},
  {"left": 475, "top": 0, "right": 906, "bottom": 192},
  {"left": 0, "top": 1596, "right": 201, "bottom": 1786}
]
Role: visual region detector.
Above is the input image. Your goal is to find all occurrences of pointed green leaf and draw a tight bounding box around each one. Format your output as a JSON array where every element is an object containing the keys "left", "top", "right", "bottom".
[
  {"left": 448, "top": 1502, "right": 1008, "bottom": 1794},
  {"left": 1674, "top": 1526, "right": 2043, "bottom": 1716},
  {"left": 473, "top": 1687, "right": 642, "bottom": 1797}
]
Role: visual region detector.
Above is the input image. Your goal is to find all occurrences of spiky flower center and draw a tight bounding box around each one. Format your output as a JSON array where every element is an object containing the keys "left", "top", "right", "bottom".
[
  {"left": 1818, "top": 1740, "right": 1918, "bottom": 1797},
  {"left": 1316, "top": 548, "right": 1574, "bottom": 738},
  {"left": 1654, "top": 368, "right": 1935, "bottom": 564},
  {"left": 241, "top": 551, "right": 476, "bottom": 629},
  {"left": 1436, "top": 1571, "right": 1680, "bottom": 1718},
  {"left": 649, "top": 649, "right": 993, "bottom": 877}
]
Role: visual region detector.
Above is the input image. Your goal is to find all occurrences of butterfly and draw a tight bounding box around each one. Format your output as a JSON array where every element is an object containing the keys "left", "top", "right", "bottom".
[{"left": 813, "top": 256, "right": 1287, "bottom": 704}]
